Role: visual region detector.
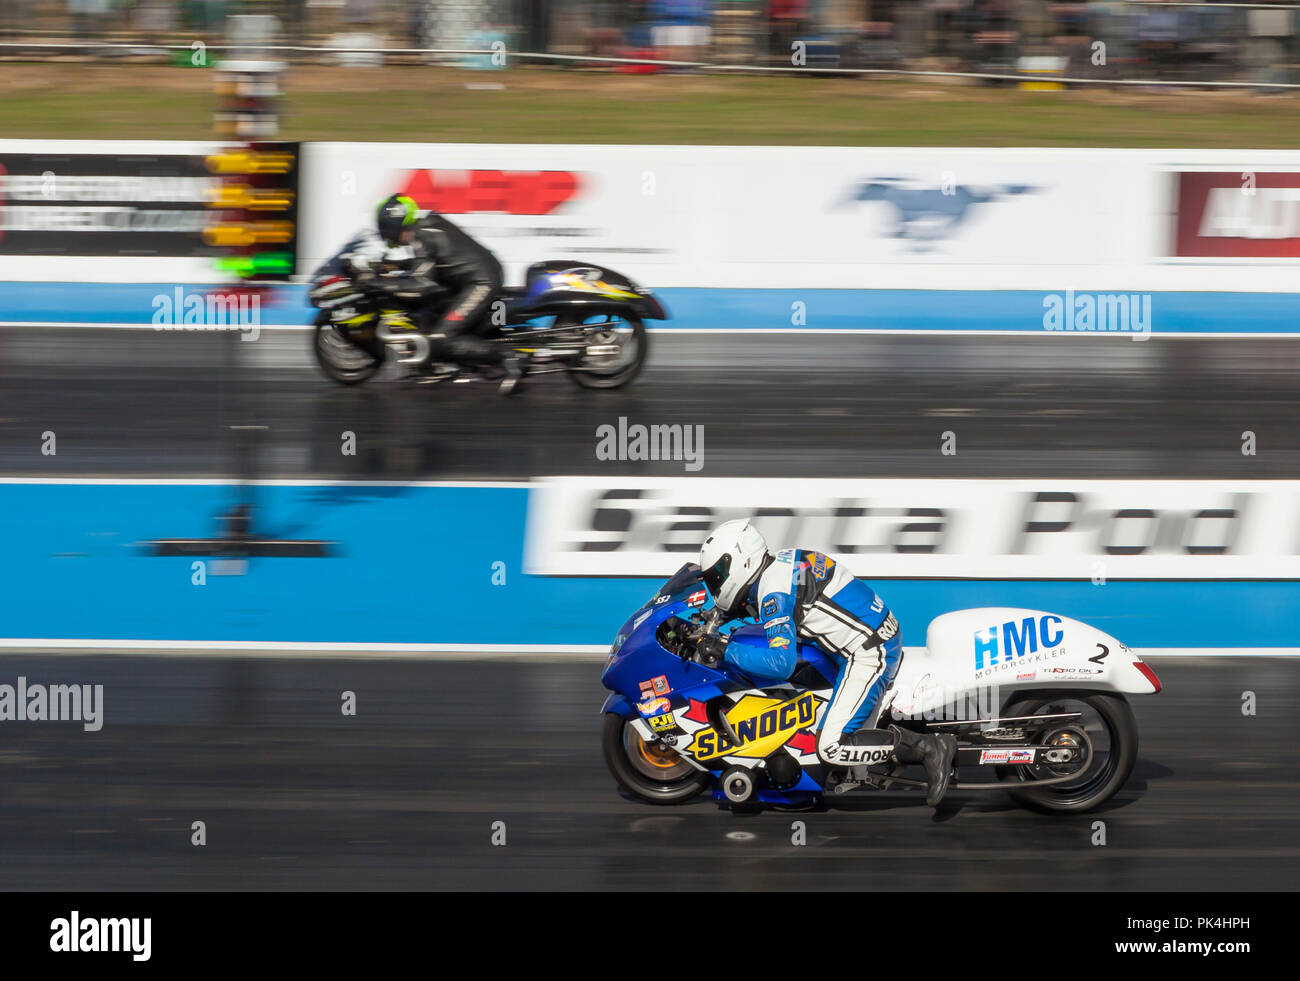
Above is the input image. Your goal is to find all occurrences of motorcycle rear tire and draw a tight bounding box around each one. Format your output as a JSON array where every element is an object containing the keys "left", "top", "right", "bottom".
[
  {"left": 995, "top": 691, "right": 1138, "bottom": 814},
  {"left": 563, "top": 313, "right": 648, "bottom": 390}
]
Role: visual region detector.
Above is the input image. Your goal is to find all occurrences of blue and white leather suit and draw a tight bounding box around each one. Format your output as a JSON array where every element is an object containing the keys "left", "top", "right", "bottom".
[{"left": 722, "top": 548, "right": 902, "bottom": 767}]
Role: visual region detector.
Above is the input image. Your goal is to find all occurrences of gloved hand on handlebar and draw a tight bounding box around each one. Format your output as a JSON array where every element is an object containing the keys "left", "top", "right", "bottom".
[
  {"left": 694, "top": 633, "right": 728, "bottom": 668},
  {"left": 350, "top": 267, "right": 387, "bottom": 295}
]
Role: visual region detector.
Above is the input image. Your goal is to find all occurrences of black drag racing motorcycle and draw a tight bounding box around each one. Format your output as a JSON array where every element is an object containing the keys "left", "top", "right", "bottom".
[{"left": 308, "top": 236, "right": 667, "bottom": 389}]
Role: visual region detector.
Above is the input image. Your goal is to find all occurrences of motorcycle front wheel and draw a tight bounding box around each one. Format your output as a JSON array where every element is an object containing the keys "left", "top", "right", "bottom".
[
  {"left": 312, "top": 313, "right": 382, "bottom": 386},
  {"left": 601, "top": 713, "right": 711, "bottom": 805}
]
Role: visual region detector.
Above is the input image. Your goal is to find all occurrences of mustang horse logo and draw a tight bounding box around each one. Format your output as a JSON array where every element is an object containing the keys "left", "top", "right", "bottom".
[{"left": 841, "top": 178, "right": 1037, "bottom": 250}]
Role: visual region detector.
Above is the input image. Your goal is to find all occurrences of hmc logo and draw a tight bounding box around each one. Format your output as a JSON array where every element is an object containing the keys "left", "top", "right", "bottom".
[{"left": 974, "top": 615, "right": 1064, "bottom": 670}]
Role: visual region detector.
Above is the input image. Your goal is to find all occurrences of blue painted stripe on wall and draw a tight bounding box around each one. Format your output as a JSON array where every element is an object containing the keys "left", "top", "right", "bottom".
[
  {"left": 3, "top": 283, "right": 1300, "bottom": 334},
  {"left": 1, "top": 482, "right": 1296, "bottom": 648},
  {"left": 0, "top": 283, "right": 316, "bottom": 326}
]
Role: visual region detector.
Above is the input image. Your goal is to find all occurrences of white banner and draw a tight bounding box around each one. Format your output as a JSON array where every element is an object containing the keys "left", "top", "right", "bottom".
[
  {"left": 298, "top": 142, "right": 686, "bottom": 287},
  {"left": 524, "top": 477, "right": 1300, "bottom": 580},
  {"left": 716, "top": 153, "right": 1118, "bottom": 266},
  {"left": 7, "top": 141, "right": 1300, "bottom": 293},
  {"left": 298, "top": 144, "right": 1300, "bottom": 293}
]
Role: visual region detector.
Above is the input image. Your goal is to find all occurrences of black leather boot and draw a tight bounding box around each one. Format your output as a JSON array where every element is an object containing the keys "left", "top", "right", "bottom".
[
  {"left": 890, "top": 725, "right": 957, "bottom": 807},
  {"left": 497, "top": 353, "right": 527, "bottom": 396}
]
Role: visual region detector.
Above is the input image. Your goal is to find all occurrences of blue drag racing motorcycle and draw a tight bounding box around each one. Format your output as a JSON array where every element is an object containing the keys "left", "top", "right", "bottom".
[{"left": 601, "top": 564, "right": 1159, "bottom": 813}]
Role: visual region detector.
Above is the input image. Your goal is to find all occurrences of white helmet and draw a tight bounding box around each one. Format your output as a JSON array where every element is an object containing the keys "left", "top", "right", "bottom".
[{"left": 699, "top": 519, "right": 770, "bottom": 616}]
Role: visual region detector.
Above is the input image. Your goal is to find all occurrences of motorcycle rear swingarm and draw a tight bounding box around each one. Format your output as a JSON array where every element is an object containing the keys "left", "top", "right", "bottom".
[{"left": 833, "top": 711, "right": 1089, "bottom": 794}]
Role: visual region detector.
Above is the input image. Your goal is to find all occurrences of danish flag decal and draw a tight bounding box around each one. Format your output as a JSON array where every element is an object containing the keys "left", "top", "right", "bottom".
[{"left": 394, "top": 169, "right": 582, "bottom": 215}]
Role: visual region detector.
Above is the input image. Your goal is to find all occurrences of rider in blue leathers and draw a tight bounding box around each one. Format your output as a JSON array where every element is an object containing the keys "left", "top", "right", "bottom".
[{"left": 696, "top": 519, "right": 957, "bottom": 806}]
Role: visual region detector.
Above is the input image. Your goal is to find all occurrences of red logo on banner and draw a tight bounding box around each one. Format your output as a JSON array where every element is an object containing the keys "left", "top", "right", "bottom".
[
  {"left": 1173, "top": 171, "right": 1300, "bottom": 258},
  {"left": 395, "top": 169, "right": 581, "bottom": 215}
]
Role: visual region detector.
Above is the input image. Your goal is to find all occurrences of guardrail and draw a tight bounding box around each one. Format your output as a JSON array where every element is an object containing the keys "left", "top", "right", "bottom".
[{"left": 1, "top": 41, "right": 1298, "bottom": 89}]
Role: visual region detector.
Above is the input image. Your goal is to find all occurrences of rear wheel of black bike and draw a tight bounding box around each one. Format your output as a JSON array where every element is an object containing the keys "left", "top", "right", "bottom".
[{"left": 560, "top": 313, "right": 648, "bottom": 389}]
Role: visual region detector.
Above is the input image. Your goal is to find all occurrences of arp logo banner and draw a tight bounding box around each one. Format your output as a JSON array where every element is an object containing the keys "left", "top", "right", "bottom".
[
  {"left": 394, "top": 169, "right": 581, "bottom": 215},
  {"left": 974, "top": 614, "right": 1064, "bottom": 671},
  {"left": 688, "top": 691, "right": 822, "bottom": 764},
  {"left": 296, "top": 143, "right": 680, "bottom": 285},
  {"left": 1172, "top": 171, "right": 1300, "bottom": 258}
]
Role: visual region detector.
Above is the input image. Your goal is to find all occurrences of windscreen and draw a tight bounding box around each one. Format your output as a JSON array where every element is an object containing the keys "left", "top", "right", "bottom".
[{"left": 651, "top": 562, "right": 703, "bottom": 605}]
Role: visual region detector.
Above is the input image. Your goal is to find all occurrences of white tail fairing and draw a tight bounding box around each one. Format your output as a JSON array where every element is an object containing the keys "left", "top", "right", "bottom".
[{"left": 889, "top": 608, "right": 1161, "bottom": 721}]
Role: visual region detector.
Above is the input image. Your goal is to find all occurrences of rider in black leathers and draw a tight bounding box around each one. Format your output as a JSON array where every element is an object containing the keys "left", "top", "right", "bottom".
[{"left": 354, "top": 193, "right": 524, "bottom": 394}]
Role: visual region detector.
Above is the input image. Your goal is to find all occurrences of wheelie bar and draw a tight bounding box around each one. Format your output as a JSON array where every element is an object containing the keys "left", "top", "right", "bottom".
[
  {"left": 860, "top": 767, "right": 1090, "bottom": 794},
  {"left": 921, "top": 712, "right": 1083, "bottom": 734}
]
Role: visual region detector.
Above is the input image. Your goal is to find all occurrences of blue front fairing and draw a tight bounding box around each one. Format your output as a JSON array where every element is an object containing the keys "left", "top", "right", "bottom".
[
  {"left": 601, "top": 565, "right": 842, "bottom": 808},
  {"left": 601, "top": 692, "right": 635, "bottom": 719},
  {"left": 600, "top": 565, "right": 732, "bottom": 708},
  {"left": 600, "top": 563, "right": 841, "bottom": 712}
]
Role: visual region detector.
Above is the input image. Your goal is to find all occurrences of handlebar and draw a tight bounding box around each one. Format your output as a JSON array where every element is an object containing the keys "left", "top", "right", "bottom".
[
  {"left": 658, "top": 609, "right": 727, "bottom": 664},
  {"left": 699, "top": 606, "right": 726, "bottom": 637},
  {"left": 658, "top": 615, "right": 701, "bottom": 660}
]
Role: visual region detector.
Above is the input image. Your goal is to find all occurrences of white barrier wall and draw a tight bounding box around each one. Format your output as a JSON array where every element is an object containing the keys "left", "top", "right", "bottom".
[
  {"left": 3, "top": 139, "right": 1300, "bottom": 292},
  {"left": 298, "top": 143, "right": 1300, "bottom": 292}
]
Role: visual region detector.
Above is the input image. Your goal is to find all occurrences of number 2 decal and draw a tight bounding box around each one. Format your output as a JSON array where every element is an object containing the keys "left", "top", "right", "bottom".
[{"left": 1089, "top": 643, "right": 1109, "bottom": 665}]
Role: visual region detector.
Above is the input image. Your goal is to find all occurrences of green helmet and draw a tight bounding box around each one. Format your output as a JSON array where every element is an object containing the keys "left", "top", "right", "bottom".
[{"left": 377, "top": 194, "right": 419, "bottom": 246}]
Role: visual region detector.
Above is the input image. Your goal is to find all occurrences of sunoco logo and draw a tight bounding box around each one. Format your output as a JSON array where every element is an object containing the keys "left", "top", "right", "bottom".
[{"left": 688, "top": 692, "right": 821, "bottom": 764}]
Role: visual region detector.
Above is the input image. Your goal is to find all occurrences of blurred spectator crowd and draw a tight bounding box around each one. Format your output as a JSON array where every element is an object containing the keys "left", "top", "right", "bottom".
[{"left": 1, "top": 0, "right": 1297, "bottom": 84}]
